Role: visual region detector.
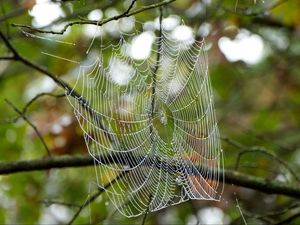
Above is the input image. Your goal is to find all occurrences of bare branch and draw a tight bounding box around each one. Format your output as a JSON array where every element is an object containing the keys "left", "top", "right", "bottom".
[
  {"left": 0, "top": 31, "right": 77, "bottom": 96},
  {"left": 221, "top": 136, "right": 300, "bottom": 182},
  {"left": 11, "top": 0, "right": 175, "bottom": 35},
  {"left": 22, "top": 92, "right": 65, "bottom": 115},
  {"left": 274, "top": 211, "right": 300, "bottom": 225},
  {"left": 0, "top": 31, "right": 20, "bottom": 57},
  {"left": 3, "top": 92, "right": 65, "bottom": 124},
  {"left": 67, "top": 171, "right": 127, "bottom": 225},
  {"left": 39, "top": 200, "right": 81, "bottom": 208},
  {"left": 124, "top": 0, "right": 137, "bottom": 15},
  {"left": 5, "top": 99, "right": 52, "bottom": 156},
  {"left": 0, "top": 56, "right": 15, "bottom": 60},
  {"left": 0, "top": 155, "right": 93, "bottom": 174},
  {"left": 253, "top": 202, "right": 300, "bottom": 220},
  {"left": 242, "top": 127, "right": 295, "bottom": 152},
  {"left": 0, "top": 155, "right": 300, "bottom": 198},
  {"left": 141, "top": 195, "right": 152, "bottom": 225}
]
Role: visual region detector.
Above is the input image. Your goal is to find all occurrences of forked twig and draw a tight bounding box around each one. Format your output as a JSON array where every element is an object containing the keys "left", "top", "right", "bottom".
[
  {"left": 5, "top": 99, "right": 51, "bottom": 156},
  {"left": 221, "top": 136, "right": 300, "bottom": 182},
  {"left": 3, "top": 92, "right": 65, "bottom": 123},
  {"left": 22, "top": 92, "right": 65, "bottom": 115}
]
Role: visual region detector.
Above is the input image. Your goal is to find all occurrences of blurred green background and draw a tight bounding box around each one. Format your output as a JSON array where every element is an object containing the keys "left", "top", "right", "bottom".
[{"left": 0, "top": 0, "right": 300, "bottom": 224}]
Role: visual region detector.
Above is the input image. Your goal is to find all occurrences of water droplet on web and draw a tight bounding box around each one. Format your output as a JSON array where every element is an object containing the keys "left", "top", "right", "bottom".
[
  {"left": 123, "top": 165, "right": 130, "bottom": 170},
  {"left": 175, "top": 176, "right": 182, "bottom": 185},
  {"left": 105, "top": 201, "right": 109, "bottom": 206}
]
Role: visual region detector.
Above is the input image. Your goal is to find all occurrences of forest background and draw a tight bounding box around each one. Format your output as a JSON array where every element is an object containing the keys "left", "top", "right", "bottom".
[{"left": 0, "top": 0, "right": 300, "bottom": 224}]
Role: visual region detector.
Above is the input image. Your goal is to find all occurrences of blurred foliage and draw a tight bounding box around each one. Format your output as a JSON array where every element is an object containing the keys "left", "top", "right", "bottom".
[{"left": 0, "top": 0, "right": 300, "bottom": 224}]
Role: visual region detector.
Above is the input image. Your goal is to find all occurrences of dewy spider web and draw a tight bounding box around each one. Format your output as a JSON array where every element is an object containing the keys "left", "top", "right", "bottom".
[{"left": 66, "top": 17, "right": 224, "bottom": 217}]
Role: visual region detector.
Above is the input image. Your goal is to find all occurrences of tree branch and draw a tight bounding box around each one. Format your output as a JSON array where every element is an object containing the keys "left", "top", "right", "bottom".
[
  {"left": 0, "top": 56, "right": 15, "bottom": 60},
  {"left": 0, "top": 31, "right": 79, "bottom": 97},
  {"left": 11, "top": 0, "right": 175, "bottom": 35},
  {"left": 0, "top": 30, "right": 112, "bottom": 143},
  {"left": 0, "top": 155, "right": 300, "bottom": 199},
  {"left": 21, "top": 92, "right": 65, "bottom": 115}
]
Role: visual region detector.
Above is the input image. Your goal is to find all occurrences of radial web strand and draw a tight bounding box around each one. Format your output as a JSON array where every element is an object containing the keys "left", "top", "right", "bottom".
[{"left": 66, "top": 20, "right": 224, "bottom": 217}]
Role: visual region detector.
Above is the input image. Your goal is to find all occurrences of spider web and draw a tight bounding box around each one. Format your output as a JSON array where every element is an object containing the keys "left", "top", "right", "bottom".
[{"left": 66, "top": 19, "right": 224, "bottom": 217}]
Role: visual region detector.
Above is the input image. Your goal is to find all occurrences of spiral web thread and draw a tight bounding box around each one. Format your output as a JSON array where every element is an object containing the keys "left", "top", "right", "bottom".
[{"left": 66, "top": 20, "right": 224, "bottom": 217}]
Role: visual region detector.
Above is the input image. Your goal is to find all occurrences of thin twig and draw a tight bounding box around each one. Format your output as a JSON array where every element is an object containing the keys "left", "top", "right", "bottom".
[
  {"left": 235, "top": 194, "right": 248, "bottom": 225},
  {"left": 124, "top": 0, "right": 137, "bottom": 15},
  {"left": 141, "top": 195, "right": 153, "bottom": 225},
  {"left": 221, "top": 136, "right": 300, "bottom": 182},
  {"left": 11, "top": 0, "right": 175, "bottom": 35},
  {"left": 22, "top": 92, "right": 65, "bottom": 115},
  {"left": 0, "top": 31, "right": 19, "bottom": 57},
  {"left": 150, "top": 6, "right": 163, "bottom": 118},
  {"left": 235, "top": 0, "right": 239, "bottom": 12},
  {"left": 226, "top": 0, "right": 288, "bottom": 17},
  {"left": 67, "top": 171, "right": 127, "bottom": 225},
  {"left": 242, "top": 127, "right": 295, "bottom": 152},
  {"left": 254, "top": 202, "right": 299, "bottom": 219},
  {"left": 31, "top": 0, "right": 119, "bottom": 32},
  {"left": 5, "top": 99, "right": 51, "bottom": 157},
  {"left": 2, "top": 93, "right": 65, "bottom": 124},
  {"left": 274, "top": 211, "right": 300, "bottom": 225},
  {"left": 236, "top": 148, "right": 299, "bottom": 181},
  {"left": 0, "top": 56, "right": 15, "bottom": 60},
  {"left": 39, "top": 200, "right": 81, "bottom": 208},
  {"left": 149, "top": 5, "right": 163, "bottom": 142},
  {"left": 0, "top": 31, "right": 73, "bottom": 94}
]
